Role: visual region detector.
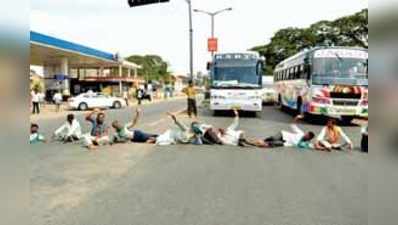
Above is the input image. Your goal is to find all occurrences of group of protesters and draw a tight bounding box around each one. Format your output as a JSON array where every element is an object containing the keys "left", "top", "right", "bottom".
[
  {"left": 30, "top": 80, "right": 367, "bottom": 152},
  {"left": 30, "top": 105, "right": 367, "bottom": 153}
]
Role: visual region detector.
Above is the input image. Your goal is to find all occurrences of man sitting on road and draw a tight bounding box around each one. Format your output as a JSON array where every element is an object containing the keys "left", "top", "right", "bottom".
[
  {"left": 30, "top": 123, "right": 46, "bottom": 144},
  {"left": 314, "top": 118, "right": 353, "bottom": 151},
  {"left": 243, "top": 115, "right": 316, "bottom": 149},
  {"left": 53, "top": 114, "right": 82, "bottom": 143},
  {"left": 83, "top": 108, "right": 111, "bottom": 150},
  {"left": 111, "top": 108, "right": 158, "bottom": 144}
]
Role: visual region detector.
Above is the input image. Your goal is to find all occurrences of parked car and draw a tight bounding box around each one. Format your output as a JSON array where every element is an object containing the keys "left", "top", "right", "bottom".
[
  {"left": 262, "top": 76, "right": 277, "bottom": 104},
  {"left": 68, "top": 92, "right": 127, "bottom": 111}
]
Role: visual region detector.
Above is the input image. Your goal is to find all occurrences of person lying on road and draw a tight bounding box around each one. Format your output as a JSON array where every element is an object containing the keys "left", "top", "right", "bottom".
[
  {"left": 83, "top": 108, "right": 111, "bottom": 150},
  {"left": 209, "top": 109, "right": 247, "bottom": 147},
  {"left": 52, "top": 114, "right": 82, "bottom": 143},
  {"left": 111, "top": 108, "right": 158, "bottom": 144},
  {"left": 155, "top": 112, "right": 198, "bottom": 146},
  {"left": 315, "top": 118, "right": 353, "bottom": 151},
  {"left": 243, "top": 115, "right": 315, "bottom": 149}
]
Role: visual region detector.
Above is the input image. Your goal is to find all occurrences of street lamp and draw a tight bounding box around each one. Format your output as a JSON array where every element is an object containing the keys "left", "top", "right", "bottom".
[{"left": 193, "top": 7, "right": 232, "bottom": 57}]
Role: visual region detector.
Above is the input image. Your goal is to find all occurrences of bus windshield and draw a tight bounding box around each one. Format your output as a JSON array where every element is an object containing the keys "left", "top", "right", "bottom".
[
  {"left": 213, "top": 66, "right": 261, "bottom": 88},
  {"left": 312, "top": 57, "right": 368, "bottom": 86}
]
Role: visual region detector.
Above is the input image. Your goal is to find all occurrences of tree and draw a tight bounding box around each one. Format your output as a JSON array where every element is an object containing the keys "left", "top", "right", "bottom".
[
  {"left": 251, "top": 9, "right": 368, "bottom": 74},
  {"left": 126, "top": 55, "right": 171, "bottom": 81}
]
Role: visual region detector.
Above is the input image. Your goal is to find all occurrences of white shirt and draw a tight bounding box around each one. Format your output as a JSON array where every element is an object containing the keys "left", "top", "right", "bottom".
[
  {"left": 31, "top": 92, "right": 40, "bottom": 103},
  {"left": 217, "top": 116, "right": 243, "bottom": 146},
  {"left": 281, "top": 124, "right": 305, "bottom": 147},
  {"left": 53, "top": 93, "right": 63, "bottom": 103},
  {"left": 156, "top": 122, "right": 193, "bottom": 146},
  {"left": 54, "top": 119, "right": 82, "bottom": 138}
]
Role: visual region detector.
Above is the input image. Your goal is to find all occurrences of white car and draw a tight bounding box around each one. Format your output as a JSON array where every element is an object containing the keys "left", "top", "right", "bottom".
[
  {"left": 262, "top": 76, "right": 277, "bottom": 104},
  {"left": 68, "top": 92, "right": 127, "bottom": 111}
]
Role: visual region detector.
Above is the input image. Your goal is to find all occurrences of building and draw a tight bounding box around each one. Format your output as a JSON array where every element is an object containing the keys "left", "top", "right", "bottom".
[{"left": 30, "top": 31, "right": 143, "bottom": 98}]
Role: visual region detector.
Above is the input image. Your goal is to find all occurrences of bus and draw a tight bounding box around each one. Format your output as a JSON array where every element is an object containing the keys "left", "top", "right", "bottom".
[
  {"left": 274, "top": 46, "right": 368, "bottom": 122},
  {"left": 208, "top": 52, "right": 264, "bottom": 115}
]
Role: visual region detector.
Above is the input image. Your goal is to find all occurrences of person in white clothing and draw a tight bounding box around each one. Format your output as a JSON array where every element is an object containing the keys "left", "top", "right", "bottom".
[
  {"left": 243, "top": 115, "right": 316, "bottom": 149},
  {"left": 111, "top": 108, "right": 158, "bottom": 144},
  {"left": 214, "top": 109, "right": 246, "bottom": 146},
  {"left": 31, "top": 89, "right": 41, "bottom": 114},
  {"left": 155, "top": 112, "right": 199, "bottom": 146},
  {"left": 315, "top": 118, "right": 353, "bottom": 151},
  {"left": 53, "top": 114, "right": 82, "bottom": 143},
  {"left": 53, "top": 91, "right": 63, "bottom": 112}
]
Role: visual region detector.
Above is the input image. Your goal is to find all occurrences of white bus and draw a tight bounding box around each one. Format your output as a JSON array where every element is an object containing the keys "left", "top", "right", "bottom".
[
  {"left": 208, "top": 53, "right": 264, "bottom": 115},
  {"left": 274, "top": 46, "right": 368, "bottom": 122}
]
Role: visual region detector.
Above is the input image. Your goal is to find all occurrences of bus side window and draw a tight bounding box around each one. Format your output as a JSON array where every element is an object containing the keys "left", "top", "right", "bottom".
[
  {"left": 294, "top": 66, "right": 299, "bottom": 79},
  {"left": 290, "top": 68, "right": 294, "bottom": 80}
]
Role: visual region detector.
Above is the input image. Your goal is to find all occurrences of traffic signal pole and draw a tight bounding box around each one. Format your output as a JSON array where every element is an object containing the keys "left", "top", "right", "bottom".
[{"left": 186, "top": 0, "right": 194, "bottom": 82}]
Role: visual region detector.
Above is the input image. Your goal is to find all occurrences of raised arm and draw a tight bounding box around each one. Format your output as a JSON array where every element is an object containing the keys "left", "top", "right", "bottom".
[
  {"left": 227, "top": 109, "right": 240, "bottom": 131},
  {"left": 290, "top": 115, "right": 305, "bottom": 135},
  {"left": 167, "top": 112, "right": 188, "bottom": 131},
  {"left": 127, "top": 108, "right": 141, "bottom": 129},
  {"left": 86, "top": 108, "right": 100, "bottom": 122}
]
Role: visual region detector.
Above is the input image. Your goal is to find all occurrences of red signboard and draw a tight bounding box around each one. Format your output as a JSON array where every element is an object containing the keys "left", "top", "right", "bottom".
[{"left": 208, "top": 38, "right": 218, "bottom": 52}]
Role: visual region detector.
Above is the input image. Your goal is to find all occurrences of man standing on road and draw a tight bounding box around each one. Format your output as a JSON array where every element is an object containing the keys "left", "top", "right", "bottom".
[
  {"left": 111, "top": 108, "right": 158, "bottom": 144},
  {"left": 136, "top": 85, "right": 145, "bottom": 105},
  {"left": 315, "top": 118, "right": 353, "bottom": 151},
  {"left": 243, "top": 115, "right": 316, "bottom": 149},
  {"left": 53, "top": 114, "right": 82, "bottom": 143},
  {"left": 83, "top": 108, "right": 111, "bottom": 150},
  {"left": 31, "top": 89, "right": 41, "bottom": 114},
  {"left": 53, "top": 91, "right": 63, "bottom": 113},
  {"left": 182, "top": 80, "right": 198, "bottom": 118}
]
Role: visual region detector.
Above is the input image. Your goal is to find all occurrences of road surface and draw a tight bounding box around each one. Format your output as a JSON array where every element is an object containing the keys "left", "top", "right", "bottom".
[{"left": 31, "top": 99, "right": 367, "bottom": 225}]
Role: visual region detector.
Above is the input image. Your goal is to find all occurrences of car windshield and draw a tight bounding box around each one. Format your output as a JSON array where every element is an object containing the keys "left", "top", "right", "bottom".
[
  {"left": 212, "top": 66, "right": 260, "bottom": 88},
  {"left": 312, "top": 57, "right": 368, "bottom": 86}
]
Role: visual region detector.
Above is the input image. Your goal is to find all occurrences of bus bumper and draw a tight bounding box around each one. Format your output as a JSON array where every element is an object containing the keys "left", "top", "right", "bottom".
[
  {"left": 307, "top": 104, "right": 368, "bottom": 118},
  {"left": 210, "top": 101, "right": 262, "bottom": 112}
]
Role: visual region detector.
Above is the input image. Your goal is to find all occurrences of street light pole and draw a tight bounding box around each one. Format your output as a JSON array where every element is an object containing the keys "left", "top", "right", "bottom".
[
  {"left": 185, "top": 0, "right": 194, "bottom": 82},
  {"left": 193, "top": 7, "right": 232, "bottom": 58}
]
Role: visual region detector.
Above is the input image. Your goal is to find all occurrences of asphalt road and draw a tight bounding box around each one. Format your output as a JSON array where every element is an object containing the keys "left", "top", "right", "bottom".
[{"left": 31, "top": 99, "right": 367, "bottom": 225}]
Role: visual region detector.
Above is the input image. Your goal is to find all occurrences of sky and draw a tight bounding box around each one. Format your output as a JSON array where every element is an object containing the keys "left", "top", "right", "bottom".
[{"left": 30, "top": 0, "right": 368, "bottom": 75}]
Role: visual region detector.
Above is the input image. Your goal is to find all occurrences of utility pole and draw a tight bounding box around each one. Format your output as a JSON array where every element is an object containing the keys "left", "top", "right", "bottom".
[
  {"left": 194, "top": 7, "right": 232, "bottom": 58},
  {"left": 186, "top": 0, "right": 194, "bottom": 82}
]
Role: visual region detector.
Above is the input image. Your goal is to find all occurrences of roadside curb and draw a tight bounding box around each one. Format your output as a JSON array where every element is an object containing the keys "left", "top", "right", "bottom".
[{"left": 30, "top": 96, "right": 186, "bottom": 121}]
